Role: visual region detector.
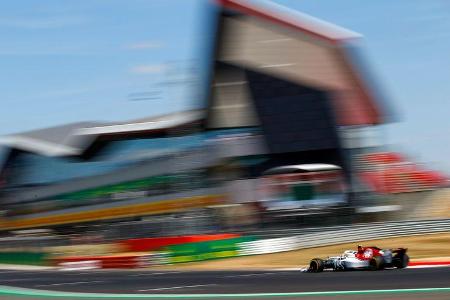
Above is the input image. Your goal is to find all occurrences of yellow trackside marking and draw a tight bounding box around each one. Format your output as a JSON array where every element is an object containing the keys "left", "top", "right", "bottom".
[{"left": 2, "top": 195, "right": 224, "bottom": 230}]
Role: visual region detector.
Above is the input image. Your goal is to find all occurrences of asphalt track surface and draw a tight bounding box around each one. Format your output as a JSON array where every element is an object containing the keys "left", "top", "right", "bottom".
[{"left": 0, "top": 267, "right": 449, "bottom": 299}]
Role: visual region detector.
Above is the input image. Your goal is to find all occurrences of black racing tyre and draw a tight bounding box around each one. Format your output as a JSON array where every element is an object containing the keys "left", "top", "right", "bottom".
[
  {"left": 309, "top": 258, "right": 324, "bottom": 273},
  {"left": 369, "top": 256, "right": 384, "bottom": 271},
  {"left": 394, "top": 254, "right": 409, "bottom": 269}
]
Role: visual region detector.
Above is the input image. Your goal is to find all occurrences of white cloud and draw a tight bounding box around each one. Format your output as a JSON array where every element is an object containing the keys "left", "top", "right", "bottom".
[
  {"left": 126, "top": 41, "right": 164, "bottom": 50},
  {"left": 130, "top": 64, "right": 167, "bottom": 74}
]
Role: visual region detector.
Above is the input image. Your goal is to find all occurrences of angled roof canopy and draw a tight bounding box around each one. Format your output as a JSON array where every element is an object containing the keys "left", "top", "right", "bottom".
[
  {"left": 0, "top": 110, "right": 204, "bottom": 157},
  {"left": 209, "top": 0, "right": 388, "bottom": 126},
  {"left": 218, "top": 0, "right": 362, "bottom": 43}
]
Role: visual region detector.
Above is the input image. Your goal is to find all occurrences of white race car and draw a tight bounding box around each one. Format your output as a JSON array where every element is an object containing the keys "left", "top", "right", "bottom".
[{"left": 308, "top": 245, "right": 409, "bottom": 272}]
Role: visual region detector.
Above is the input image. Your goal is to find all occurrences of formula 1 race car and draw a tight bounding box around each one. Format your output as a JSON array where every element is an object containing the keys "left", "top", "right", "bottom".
[{"left": 308, "top": 245, "right": 409, "bottom": 272}]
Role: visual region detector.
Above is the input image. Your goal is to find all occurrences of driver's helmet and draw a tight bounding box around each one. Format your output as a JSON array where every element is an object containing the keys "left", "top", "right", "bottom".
[{"left": 357, "top": 245, "right": 363, "bottom": 251}]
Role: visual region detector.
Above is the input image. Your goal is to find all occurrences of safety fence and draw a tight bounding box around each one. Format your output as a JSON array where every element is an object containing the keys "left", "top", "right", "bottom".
[
  {"left": 249, "top": 218, "right": 450, "bottom": 239},
  {"left": 239, "top": 218, "right": 450, "bottom": 255}
]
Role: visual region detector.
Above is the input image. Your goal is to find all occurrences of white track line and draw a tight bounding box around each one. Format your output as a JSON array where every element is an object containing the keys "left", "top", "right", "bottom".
[
  {"left": 129, "top": 271, "right": 183, "bottom": 277},
  {"left": 36, "top": 280, "right": 105, "bottom": 287},
  {"left": 226, "top": 272, "right": 279, "bottom": 278},
  {"left": 138, "top": 284, "right": 215, "bottom": 292},
  {"left": 65, "top": 272, "right": 97, "bottom": 276}
]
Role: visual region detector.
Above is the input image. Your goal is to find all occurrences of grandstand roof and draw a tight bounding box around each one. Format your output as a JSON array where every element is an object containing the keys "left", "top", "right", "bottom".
[
  {"left": 212, "top": 0, "right": 388, "bottom": 126},
  {"left": 0, "top": 110, "right": 204, "bottom": 157},
  {"left": 0, "top": 122, "right": 104, "bottom": 157},
  {"left": 75, "top": 110, "right": 204, "bottom": 136},
  {"left": 218, "top": 0, "right": 362, "bottom": 43}
]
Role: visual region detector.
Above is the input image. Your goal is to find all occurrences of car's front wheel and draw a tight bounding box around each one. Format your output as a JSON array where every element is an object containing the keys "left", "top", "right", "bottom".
[{"left": 309, "top": 258, "right": 324, "bottom": 273}]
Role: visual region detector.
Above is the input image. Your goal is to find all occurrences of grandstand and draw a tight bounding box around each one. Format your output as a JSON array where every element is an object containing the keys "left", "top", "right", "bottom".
[
  {"left": 0, "top": 0, "right": 392, "bottom": 234},
  {"left": 357, "top": 151, "right": 448, "bottom": 194}
]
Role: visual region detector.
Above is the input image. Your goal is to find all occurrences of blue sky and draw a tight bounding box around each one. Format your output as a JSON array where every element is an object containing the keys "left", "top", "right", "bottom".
[{"left": 0, "top": 0, "right": 449, "bottom": 172}]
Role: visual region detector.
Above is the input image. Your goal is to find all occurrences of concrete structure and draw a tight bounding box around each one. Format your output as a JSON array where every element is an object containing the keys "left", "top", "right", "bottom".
[{"left": 0, "top": 0, "right": 388, "bottom": 232}]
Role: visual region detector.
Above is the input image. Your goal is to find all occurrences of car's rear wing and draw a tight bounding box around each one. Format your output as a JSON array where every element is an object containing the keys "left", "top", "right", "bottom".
[{"left": 392, "top": 248, "right": 408, "bottom": 254}]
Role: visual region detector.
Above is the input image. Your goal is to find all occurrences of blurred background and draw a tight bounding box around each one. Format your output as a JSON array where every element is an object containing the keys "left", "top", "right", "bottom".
[{"left": 0, "top": 0, "right": 448, "bottom": 267}]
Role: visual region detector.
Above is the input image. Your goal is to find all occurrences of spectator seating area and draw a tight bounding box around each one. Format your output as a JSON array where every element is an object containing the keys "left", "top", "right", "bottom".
[{"left": 357, "top": 152, "right": 448, "bottom": 194}]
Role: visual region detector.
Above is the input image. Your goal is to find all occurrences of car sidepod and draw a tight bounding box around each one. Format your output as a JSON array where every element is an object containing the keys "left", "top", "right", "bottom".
[{"left": 341, "top": 257, "right": 370, "bottom": 269}]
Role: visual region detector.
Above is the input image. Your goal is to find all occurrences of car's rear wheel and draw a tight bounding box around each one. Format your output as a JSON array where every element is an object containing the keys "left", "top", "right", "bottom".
[
  {"left": 369, "top": 256, "right": 384, "bottom": 271},
  {"left": 309, "top": 258, "right": 324, "bottom": 273},
  {"left": 394, "top": 254, "right": 409, "bottom": 269}
]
